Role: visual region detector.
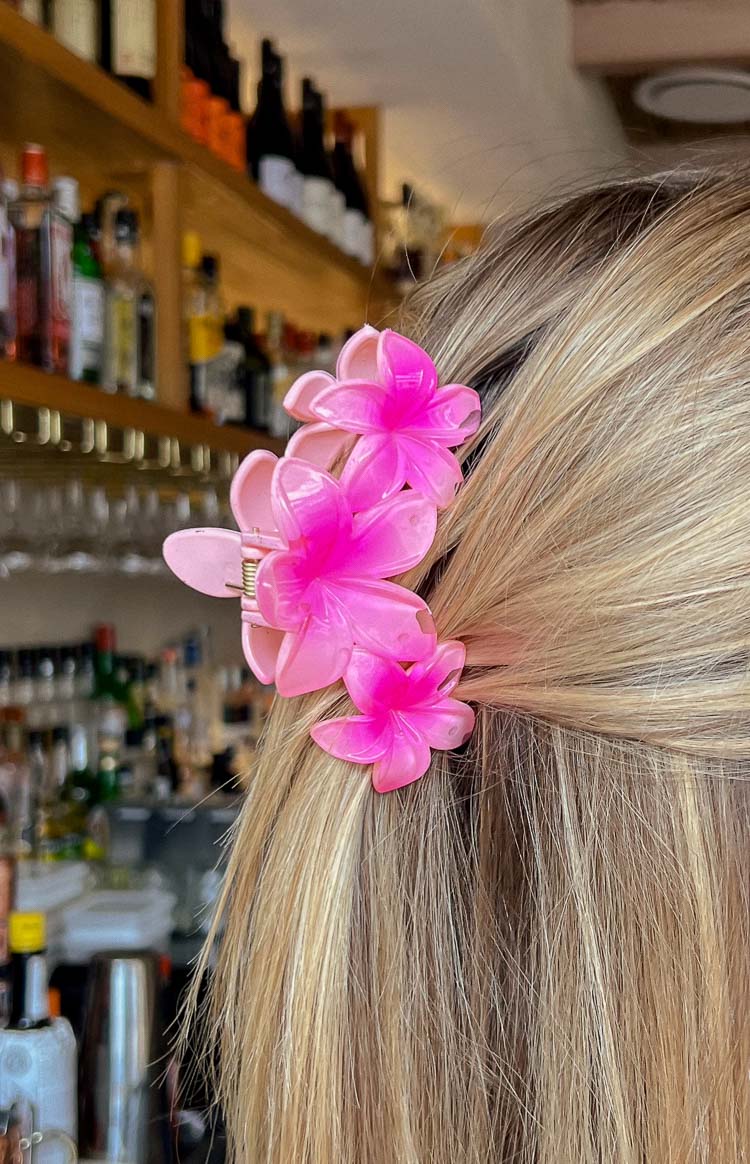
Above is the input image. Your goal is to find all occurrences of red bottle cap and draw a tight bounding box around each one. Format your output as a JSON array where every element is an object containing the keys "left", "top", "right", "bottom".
[
  {"left": 20, "top": 143, "right": 48, "bottom": 188},
  {"left": 94, "top": 623, "right": 117, "bottom": 652}
]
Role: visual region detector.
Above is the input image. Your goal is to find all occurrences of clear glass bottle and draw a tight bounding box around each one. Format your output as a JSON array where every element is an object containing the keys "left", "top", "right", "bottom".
[
  {"left": 9, "top": 144, "right": 73, "bottom": 372},
  {"left": 102, "top": 208, "right": 139, "bottom": 394}
]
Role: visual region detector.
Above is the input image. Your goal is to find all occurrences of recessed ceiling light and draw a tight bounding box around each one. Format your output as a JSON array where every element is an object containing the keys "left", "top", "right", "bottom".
[{"left": 633, "top": 67, "right": 750, "bottom": 125}]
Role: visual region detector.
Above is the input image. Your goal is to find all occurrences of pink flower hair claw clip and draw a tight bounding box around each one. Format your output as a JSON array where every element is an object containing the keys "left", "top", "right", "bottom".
[{"left": 163, "top": 325, "right": 481, "bottom": 792}]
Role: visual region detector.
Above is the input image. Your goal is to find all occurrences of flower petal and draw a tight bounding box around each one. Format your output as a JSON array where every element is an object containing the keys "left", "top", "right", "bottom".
[
  {"left": 163, "top": 528, "right": 242, "bottom": 597},
  {"left": 333, "top": 578, "right": 435, "bottom": 661},
  {"left": 407, "top": 640, "right": 468, "bottom": 702},
  {"left": 400, "top": 437, "right": 464, "bottom": 509},
  {"left": 311, "top": 714, "right": 393, "bottom": 764},
  {"left": 310, "top": 381, "right": 388, "bottom": 433},
  {"left": 230, "top": 449, "right": 278, "bottom": 533},
  {"left": 274, "top": 607, "right": 352, "bottom": 697},
  {"left": 419, "top": 384, "right": 482, "bottom": 445},
  {"left": 336, "top": 324, "right": 380, "bottom": 381},
  {"left": 379, "top": 330, "right": 437, "bottom": 414},
  {"left": 283, "top": 370, "right": 335, "bottom": 421},
  {"left": 348, "top": 492, "right": 437, "bottom": 578},
  {"left": 255, "top": 551, "right": 308, "bottom": 631},
  {"left": 371, "top": 718, "right": 432, "bottom": 793},
  {"left": 271, "top": 457, "right": 352, "bottom": 555},
  {"left": 343, "top": 649, "right": 409, "bottom": 715},
  {"left": 339, "top": 433, "right": 406, "bottom": 511},
  {"left": 405, "top": 698, "right": 474, "bottom": 751},
  {"left": 285, "top": 422, "right": 353, "bottom": 469},
  {"left": 241, "top": 623, "right": 284, "bottom": 685}
]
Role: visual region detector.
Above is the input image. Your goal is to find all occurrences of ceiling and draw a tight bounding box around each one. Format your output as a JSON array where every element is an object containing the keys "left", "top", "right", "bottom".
[{"left": 226, "top": 0, "right": 628, "bottom": 223}]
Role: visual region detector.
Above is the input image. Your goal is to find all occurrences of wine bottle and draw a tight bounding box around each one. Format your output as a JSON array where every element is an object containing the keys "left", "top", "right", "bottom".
[
  {"left": 100, "top": 0, "right": 156, "bottom": 101},
  {"left": 298, "top": 79, "right": 335, "bottom": 239},
  {"left": 8, "top": 913, "right": 50, "bottom": 1030},
  {"left": 52, "top": 0, "right": 98, "bottom": 63},
  {"left": 247, "top": 39, "right": 300, "bottom": 215},
  {"left": 332, "top": 113, "right": 372, "bottom": 265}
]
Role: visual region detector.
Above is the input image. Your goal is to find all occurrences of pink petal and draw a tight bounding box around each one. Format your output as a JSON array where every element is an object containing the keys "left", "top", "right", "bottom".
[
  {"left": 255, "top": 551, "right": 308, "bottom": 632},
  {"left": 333, "top": 578, "right": 435, "bottom": 661},
  {"left": 405, "top": 698, "right": 474, "bottom": 751},
  {"left": 379, "top": 330, "right": 437, "bottom": 413},
  {"left": 271, "top": 458, "right": 351, "bottom": 553},
  {"left": 344, "top": 648, "right": 409, "bottom": 715},
  {"left": 339, "top": 433, "right": 406, "bottom": 511},
  {"left": 371, "top": 718, "right": 432, "bottom": 793},
  {"left": 163, "top": 528, "right": 242, "bottom": 597},
  {"left": 310, "top": 381, "right": 388, "bottom": 434},
  {"left": 242, "top": 623, "right": 284, "bottom": 685},
  {"left": 285, "top": 422, "right": 352, "bottom": 469},
  {"left": 399, "top": 437, "right": 464, "bottom": 509},
  {"left": 283, "top": 370, "right": 335, "bottom": 421},
  {"left": 419, "top": 384, "right": 482, "bottom": 445},
  {"left": 336, "top": 324, "right": 380, "bottom": 382},
  {"left": 311, "top": 714, "right": 393, "bottom": 764},
  {"left": 230, "top": 450, "right": 278, "bottom": 533},
  {"left": 274, "top": 608, "right": 352, "bottom": 697},
  {"left": 348, "top": 492, "right": 437, "bottom": 578},
  {"left": 407, "top": 640, "right": 467, "bottom": 702}
]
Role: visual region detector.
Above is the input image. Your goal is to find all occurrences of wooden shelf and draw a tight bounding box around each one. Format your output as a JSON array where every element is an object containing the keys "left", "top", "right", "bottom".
[
  {"left": 0, "top": 5, "right": 393, "bottom": 309},
  {"left": 0, "top": 362, "right": 282, "bottom": 457}
]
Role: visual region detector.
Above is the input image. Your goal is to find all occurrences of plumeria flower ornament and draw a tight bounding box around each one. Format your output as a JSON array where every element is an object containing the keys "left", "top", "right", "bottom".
[
  {"left": 163, "top": 326, "right": 480, "bottom": 793},
  {"left": 285, "top": 326, "right": 482, "bottom": 510}
]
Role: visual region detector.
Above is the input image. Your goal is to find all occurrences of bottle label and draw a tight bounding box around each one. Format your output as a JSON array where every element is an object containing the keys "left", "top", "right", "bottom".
[
  {"left": 343, "top": 208, "right": 365, "bottom": 259},
  {"left": 302, "top": 177, "right": 334, "bottom": 237},
  {"left": 0, "top": 205, "right": 8, "bottom": 313},
  {"left": 26, "top": 953, "right": 49, "bottom": 1024},
  {"left": 113, "top": 0, "right": 156, "bottom": 79},
  {"left": 20, "top": 0, "right": 44, "bottom": 24},
  {"left": 53, "top": 0, "right": 97, "bottom": 62},
  {"left": 70, "top": 275, "right": 104, "bottom": 379},
  {"left": 108, "top": 295, "right": 137, "bottom": 392},
  {"left": 189, "top": 314, "right": 223, "bottom": 365},
  {"left": 258, "top": 156, "right": 298, "bottom": 212}
]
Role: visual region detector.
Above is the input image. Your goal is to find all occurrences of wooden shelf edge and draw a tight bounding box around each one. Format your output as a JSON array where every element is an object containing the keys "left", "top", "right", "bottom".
[
  {"left": 0, "top": 5, "right": 395, "bottom": 299},
  {"left": 0, "top": 363, "right": 283, "bottom": 457}
]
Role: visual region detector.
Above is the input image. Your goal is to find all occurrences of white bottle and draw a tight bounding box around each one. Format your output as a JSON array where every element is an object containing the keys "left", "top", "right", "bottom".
[{"left": 0, "top": 913, "right": 77, "bottom": 1163}]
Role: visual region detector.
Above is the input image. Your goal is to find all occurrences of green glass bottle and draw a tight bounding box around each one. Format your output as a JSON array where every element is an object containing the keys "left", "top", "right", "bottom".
[{"left": 70, "top": 211, "right": 104, "bottom": 383}]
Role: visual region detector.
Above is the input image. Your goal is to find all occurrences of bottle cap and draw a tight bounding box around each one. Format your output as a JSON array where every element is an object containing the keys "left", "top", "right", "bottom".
[
  {"left": 94, "top": 623, "right": 117, "bottom": 652},
  {"left": 182, "top": 230, "right": 202, "bottom": 269},
  {"left": 9, "top": 912, "right": 45, "bottom": 954},
  {"left": 53, "top": 176, "right": 80, "bottom": 223},
  {"left": 201, "top": 253, "right": 219, "bottom": 280},
  {"left": 20, "top": 143, "right": 48, "bottom": 188}
]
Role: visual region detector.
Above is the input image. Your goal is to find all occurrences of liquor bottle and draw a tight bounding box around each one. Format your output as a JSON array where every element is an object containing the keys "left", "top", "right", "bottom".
[
  {"left": 100, "top": 0, "right": 156, "bottom": 101},
  {"left": 331, "top": 114, "right": 369, "bottom": 264},
  {"left": 182, "top": 0, "right": 210, "bottom": 144},
  {"left": 226, "top": 305, "right": 272, "bottom": 431},
  {"left": 247, "top": 40, "right": 300, "bottom": 214},
  {"left": 70, "top": 211, "right": 104, "bottom": 383},
  {"left": 266, "top": 310, "right": 295, "bottom": 440},
  {"left": 94, "top": 189, "right": 128, "bottom": 275},
  {"left": 0, "top": 173, "right": 16, "bottom": 362},
  {"left": 102, "top": 207, "right": 139, "bottom": 394},
  {"left": 8, "top": 913, "right": 50, "bottom": 1030},
  {"left": 19, "top": 0, "right": 48, "bottom": 26},
  {"left": 187, "top": 252, "right": 224, "bottom": 416},
  {"left": 9, "top": 144, "right": 72, "bottom": 373},
  {"left": 224, "top": 57, "right": 246, "bottom": 172},
  {"left": 52, "top": 0, "right": 98, "bottom": 62},
  {"left": 25, "top": 729, "right": 46, "bottom": 858},
  {"left": 299, "top": 79, "right": 335, "bottom": 239},
  {"left": 136, "top": 265, "right": 156, "bottom": 400},
  {"left": 0, "top": 840, "right": 14, "bottom": 1027}
]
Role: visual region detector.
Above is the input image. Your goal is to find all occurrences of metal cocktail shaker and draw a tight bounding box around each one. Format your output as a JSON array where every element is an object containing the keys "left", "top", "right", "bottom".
[{"left": 78, "top": 952, "right": 171, "bottom": 1164}]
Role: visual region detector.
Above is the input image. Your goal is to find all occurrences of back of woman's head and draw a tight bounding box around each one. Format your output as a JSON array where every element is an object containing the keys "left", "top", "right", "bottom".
[{"left": 199, "top": 171, "right": 750, "bottom": 1163}]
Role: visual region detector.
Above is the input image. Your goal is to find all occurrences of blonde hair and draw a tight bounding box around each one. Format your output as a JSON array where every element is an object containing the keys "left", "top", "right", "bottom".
[{"left": 192, "top": 171, "right": 750, "bottom": 1162}]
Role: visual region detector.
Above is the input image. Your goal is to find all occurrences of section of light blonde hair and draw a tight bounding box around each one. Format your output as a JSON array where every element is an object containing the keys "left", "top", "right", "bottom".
[{"left": 184, "top": 171, "right": 750, "bottom": 1163}]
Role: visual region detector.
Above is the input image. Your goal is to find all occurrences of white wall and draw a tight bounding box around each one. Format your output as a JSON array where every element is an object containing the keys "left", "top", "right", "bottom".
[{"left": 226, "top": 0, "right": 627, "bottom": 220}]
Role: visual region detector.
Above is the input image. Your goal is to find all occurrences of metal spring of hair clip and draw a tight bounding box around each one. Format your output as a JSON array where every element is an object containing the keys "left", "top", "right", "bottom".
[{"left": 242, "top": 558, "right": 258, "bottom": 600}]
